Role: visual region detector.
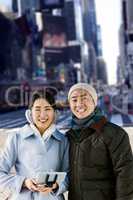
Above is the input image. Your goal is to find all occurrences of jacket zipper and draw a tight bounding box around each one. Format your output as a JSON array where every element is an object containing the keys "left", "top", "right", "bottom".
[{"left": 73, "top": 142, "right": 81, "bottom": 200}]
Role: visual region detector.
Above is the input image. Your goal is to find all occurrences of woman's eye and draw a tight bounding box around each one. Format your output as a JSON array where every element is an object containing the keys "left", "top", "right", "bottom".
[
  {"left": 44, "top": 108, "right": 52, "bottom": 111},
  {"left": 35, "top": 109, "right": 40, "bottom": 112},
  {"left": 45, "top": 109, "right": 50, "bottom": 111}
]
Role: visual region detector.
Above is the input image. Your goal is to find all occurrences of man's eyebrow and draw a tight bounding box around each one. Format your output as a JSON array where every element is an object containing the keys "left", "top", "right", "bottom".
[
  {"left": 71, "top": 96, "right": 78, "bottom": 99},
  {"left": 71, "top": 94, "right": 87, "bottom": 99},
  {"left": 80, "top": 94, "right": 87, "bottom": 97}
]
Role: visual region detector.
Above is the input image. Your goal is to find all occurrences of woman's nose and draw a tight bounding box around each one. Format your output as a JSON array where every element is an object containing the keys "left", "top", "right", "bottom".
[{"left": 40, "top": 111, "right": 46, "bottom": 118}]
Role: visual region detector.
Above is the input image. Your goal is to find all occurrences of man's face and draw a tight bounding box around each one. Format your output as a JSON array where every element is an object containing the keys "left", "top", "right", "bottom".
[{"left": 69, "top": 89, "right": 95, "bottom": 119}]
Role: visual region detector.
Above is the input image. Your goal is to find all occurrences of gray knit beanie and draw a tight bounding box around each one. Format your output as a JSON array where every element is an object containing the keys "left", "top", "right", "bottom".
[{"left": 68, "top": 83, "right": 98, "bottom": 106}]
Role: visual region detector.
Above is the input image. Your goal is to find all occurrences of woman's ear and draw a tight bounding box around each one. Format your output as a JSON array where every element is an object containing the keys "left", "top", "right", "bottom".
[{"left": 25, "top": 109, "right": 33, "bottom": 124}]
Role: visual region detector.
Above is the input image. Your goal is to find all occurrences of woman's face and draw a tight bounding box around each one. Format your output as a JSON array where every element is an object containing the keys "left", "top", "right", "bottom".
[
  {"left": 69, "top": 89, "right": 95, "bottom": 119},
  {"left": 32, "top": 98, "right": 55, "bottom": 133}
]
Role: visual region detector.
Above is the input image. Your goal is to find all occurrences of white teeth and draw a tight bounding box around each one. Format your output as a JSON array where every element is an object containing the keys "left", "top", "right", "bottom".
[
  {"left": 39, "top": 119, "right": 48, "bottom": 123},
  {"left": 76, "top": 108, "right": 85, "bottom": 113}
]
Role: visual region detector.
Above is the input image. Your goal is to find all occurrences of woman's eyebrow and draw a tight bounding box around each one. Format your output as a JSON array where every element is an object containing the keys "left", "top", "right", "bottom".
[
  {"left": 34, "top": 106, "right": 41, "bottom": 108},
  {"left": 34, "top": 106, "right": 52, "bottom": 108},
  {"left": 44, "top": 106, "right": 52, "bottom": 108}
]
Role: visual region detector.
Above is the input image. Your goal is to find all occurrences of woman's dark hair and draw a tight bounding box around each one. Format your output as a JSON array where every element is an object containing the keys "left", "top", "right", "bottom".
[{"left": 29, "top": 90, "right": 56, "bottom": 110}]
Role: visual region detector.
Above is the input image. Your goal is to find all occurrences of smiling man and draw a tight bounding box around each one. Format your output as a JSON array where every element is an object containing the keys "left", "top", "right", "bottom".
[{"left": 67, "top": 82, "right": 133, "bottom": 200}]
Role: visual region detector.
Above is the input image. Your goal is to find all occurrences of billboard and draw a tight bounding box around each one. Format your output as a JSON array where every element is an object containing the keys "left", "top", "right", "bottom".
[
  {"left": 40, "top": 0, "right": 64, "bottom": 9},
  {"left": 67, "top": 45, "right": 81, "bottom": 63},
  {"left": 65, "top": 1, "right": 76, "bottom": 40},
  {"left": 42, "top": 15, "right": 67, "bottom": 48},
  {"left": 44, "top": 47, "right": 68, "bottom": 64},
  {"left": 42, "top": 15, "right": 68, "bottom": 64}
]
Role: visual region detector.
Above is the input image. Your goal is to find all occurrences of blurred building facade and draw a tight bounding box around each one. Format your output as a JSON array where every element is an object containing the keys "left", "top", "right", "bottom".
[
  {"left": 0, "top": 11, "right": 28, "bottom": 82},
  {"left": 97, "top": 25, "right": 103, "bottom": 56},
  {"left": 97, "top": 57, "right": 108, "bottom": 84},
  {"left": 118, "top": 0, "right": 133, "bottom": 88},
  {"left": 80, "top": 0, "right": 107, "bottom": 84},
  {"left": 81, "top": 0, "right": 98, "bottom": 55},
  {"left": 0, "top": 0, "right": 108, "bottom": 88},
  {"left": 117, "top": 0, "right": 133, "bottom": 113}
]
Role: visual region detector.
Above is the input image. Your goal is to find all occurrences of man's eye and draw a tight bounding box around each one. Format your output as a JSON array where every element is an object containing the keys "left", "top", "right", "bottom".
[
  {"left": 82, "top": 97, "right": 87, "bottom": 100},
  {"left": 72, "top": 99, "right": 77, "bottom": 102}
]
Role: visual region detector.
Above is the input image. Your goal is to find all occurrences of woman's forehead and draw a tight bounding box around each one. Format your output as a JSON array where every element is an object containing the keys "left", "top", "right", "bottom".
[{"left": 33, "top": 98, "right": 51, "bottom": 107}]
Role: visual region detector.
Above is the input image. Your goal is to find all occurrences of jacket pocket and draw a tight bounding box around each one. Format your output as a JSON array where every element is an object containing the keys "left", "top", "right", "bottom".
[
  {"left": 81, "top": 180, "right": 115, "bottom": 200},
  {"left": 100, "top": 189, "right": 115, "bottom": 200},
  {"left": 83, "top": 189, "right": 105, "bottom": 200}
]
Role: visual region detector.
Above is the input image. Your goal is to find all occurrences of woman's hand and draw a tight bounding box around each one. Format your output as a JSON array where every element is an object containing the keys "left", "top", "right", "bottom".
[
  {"left": 37, "top": 182, "right": 58, "bottom": 194},
  {"left": 23, "top": 178, "right": 38, "bottom": 192}
]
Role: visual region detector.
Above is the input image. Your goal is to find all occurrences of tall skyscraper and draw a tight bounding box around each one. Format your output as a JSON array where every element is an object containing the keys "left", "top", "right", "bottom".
[
  {"left": 81, "top": 0, "right": 98, "bottom": 55},
  {"left": 97, "top": 57, "right": 108, "bottom": 84},
  {"left": 62, "top": 1, "right": 76, "bottom": 41},
  {"left": 12, "top": 0, "right": 40, "bottom": 15},
  {"left": 119, "top": 0, "right": 133, "bottom": 88},
  {"left": 117, "top": 24, "right": 126, "bottom": 84},
  {"left": 118, "top": 0, "right": 133, "bottom": 113},
  {"left": 97, "top": 25, "right": 102, "bottom": 56}
]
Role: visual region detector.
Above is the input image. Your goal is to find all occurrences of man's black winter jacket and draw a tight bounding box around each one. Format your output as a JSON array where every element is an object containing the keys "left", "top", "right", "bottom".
[{"left": 67, "top": 117, "right": 133, "bottom": 200}]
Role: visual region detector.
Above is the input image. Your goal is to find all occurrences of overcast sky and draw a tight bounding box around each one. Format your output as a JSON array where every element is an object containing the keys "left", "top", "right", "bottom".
[
  {"left": 95, "top": 0, "right": 121, "bottom": 84},
  {"left": 0, "top": 0, "right": 11, "bottom": 8}
]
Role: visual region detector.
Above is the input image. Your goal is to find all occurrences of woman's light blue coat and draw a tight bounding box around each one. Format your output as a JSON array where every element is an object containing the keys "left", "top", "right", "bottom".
[{"left": 0, "top": 124, "right": 69, "bottom": 200}]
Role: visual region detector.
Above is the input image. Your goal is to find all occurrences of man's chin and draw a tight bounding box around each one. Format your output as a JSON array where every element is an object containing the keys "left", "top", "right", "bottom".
[{"left": 76, "top": 114, "right": 86, "bottom": 119}]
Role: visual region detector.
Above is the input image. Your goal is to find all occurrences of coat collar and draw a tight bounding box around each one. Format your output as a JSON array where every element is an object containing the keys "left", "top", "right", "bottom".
[
  {"left": 21, "top": 125, "right": 35, "bottom": 139},
  {"left": 21, "top": 124, "right": 63, "bottom": 141},
  {"left": 90, "top": 116, "right": 107, "bottom": 133},
  {"left": 67, "top": 116, "right": 108, "bottom": 139},
  {"left": 52, "top": 130, "right": 65, "bottom": 141}
]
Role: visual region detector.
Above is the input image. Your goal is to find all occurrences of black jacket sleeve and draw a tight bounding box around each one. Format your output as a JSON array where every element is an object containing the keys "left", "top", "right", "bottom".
[{"left": 104, "top": 124, "right": 133, "bottom": 200}]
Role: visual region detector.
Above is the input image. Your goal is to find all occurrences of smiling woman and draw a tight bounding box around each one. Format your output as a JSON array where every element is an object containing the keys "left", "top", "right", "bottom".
[
  {"left": 0, "top": 90, "right": 69, "bottom": 200},
  {"left": 30, "top": 91, "right": 56, "bottom": 135}
]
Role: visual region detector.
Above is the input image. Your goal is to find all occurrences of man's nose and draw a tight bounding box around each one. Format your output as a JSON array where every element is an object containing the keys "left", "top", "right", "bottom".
[{"left": 76, "top": 98, "right": 83, "bottom": 106}]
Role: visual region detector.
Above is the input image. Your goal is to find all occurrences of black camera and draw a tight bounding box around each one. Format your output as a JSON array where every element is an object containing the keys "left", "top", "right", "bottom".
[{"left": 45, "top": 174, "right": 58, "bottom": 187}]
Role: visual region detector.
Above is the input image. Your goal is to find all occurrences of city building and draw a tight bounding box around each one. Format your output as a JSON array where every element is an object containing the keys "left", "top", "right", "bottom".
[
  {"left": 97, "top": 57, "right": 108, "bottom": 84},
  {"left": 119, "top": 0, "right": 133, "bottom": 88},
  {"left": 12, "top": 0, "right": 40, "bottom": 16},
  {"left": 80, "top": 0, "right": 106, "bottom": 83},
  {"left": 97, "top": 25, "right": 103, "bottom": 56},
  {"left": 9, "top": 0, "right": 107, "bottom": 87},
  {"left": 0, "top": 11, "right": 24, "bottom": 82},
  {"left": 118, "top": 24, "right": 127, "bottom": 84},
  {"left": 117, "top": 0, "right": 133, "bottom": 113},
  {"left": 81, "top": 0, "right": 98, "bottom": 55}
]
